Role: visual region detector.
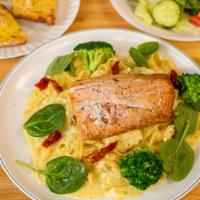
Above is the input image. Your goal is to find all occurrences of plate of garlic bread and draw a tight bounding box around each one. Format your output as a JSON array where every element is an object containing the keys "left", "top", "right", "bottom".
[{"left": 0, "top": 0, "right": 80, "bottom": 59}]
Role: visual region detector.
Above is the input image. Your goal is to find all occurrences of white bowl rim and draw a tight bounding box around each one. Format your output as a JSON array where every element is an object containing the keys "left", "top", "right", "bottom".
[{"left": 0, "top": 28, "right": 200, "bottom": 200}]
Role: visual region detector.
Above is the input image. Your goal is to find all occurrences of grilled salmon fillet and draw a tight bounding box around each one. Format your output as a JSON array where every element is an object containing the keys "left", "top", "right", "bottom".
[{"left": 69, "top": 74, "right": 175, "bottom": 140}]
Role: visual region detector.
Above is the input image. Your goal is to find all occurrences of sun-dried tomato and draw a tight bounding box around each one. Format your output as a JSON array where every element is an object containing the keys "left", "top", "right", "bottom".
[
  {"left": 35, "top": 77, "right": 50, "bottom": 90},
  {"left": 35, "top": 77, "right": 63, "bottom": 92},
  {"left": 170, "top": 70, "right": 179, "bottom": 89},
  {"left": 82, "top": 141, "right": 118, "bottom": 163},
  {"left": 50, "top": 79, "right": 63, "bottom": 92},
  {"left": 111, "top": 61, "right": 120, "bottom": 75},
  {"left": 42, "top": 131, "right": 61, "bottom": 148}
]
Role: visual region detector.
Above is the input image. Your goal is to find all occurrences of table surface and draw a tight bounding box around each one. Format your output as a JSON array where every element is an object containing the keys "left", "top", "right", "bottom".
[{"left": 0, "top": 0, "right": 200, "bottom": 199}]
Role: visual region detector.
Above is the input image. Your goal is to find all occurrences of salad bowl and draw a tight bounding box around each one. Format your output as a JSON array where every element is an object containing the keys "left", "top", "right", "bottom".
[{"left": 111, "top": 0, "right": 200, "bottom": 41}]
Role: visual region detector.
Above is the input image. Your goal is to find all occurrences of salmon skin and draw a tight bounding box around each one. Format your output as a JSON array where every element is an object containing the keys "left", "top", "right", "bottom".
[{"left": 69, "top": 74, "right": 175, "bottom": 140}]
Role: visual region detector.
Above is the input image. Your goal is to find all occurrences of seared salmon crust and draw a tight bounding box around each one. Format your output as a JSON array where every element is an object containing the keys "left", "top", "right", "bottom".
[{"left": 69, "top": 74, "right": 175, "bottom": 140}]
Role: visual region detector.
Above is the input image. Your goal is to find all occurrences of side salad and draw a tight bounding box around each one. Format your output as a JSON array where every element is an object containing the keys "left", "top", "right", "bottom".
[{"left": 130, "top": 0, "right": 200, "bottom": 28}]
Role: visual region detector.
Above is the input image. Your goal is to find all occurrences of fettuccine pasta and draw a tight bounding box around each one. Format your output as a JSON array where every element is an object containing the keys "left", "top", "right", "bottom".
[{"left": 23, "top": 53, "right": 200, "bottom": 199}]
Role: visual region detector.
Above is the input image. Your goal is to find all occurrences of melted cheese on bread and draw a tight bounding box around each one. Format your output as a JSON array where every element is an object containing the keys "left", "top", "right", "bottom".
[
  {"left": 12, "top": 0, "right": 56, "bottom": 25},
  {"left": 0, "top": 4, "right": 27, "bottom": 47}
]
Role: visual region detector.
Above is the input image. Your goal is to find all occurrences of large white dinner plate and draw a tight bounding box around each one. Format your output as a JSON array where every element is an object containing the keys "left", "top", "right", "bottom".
[
  {"left": 0, "top": 0, "right": 80, "bottom": 59},
  {"left": 110, "top": 0, "right": 200, "bottom": 41},
  {"left": 0, "top": 29, "right": 200, "bottom": 200}
]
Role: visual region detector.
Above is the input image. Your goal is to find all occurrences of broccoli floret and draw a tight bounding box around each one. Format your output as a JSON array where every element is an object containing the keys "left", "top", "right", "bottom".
[
  {"left": 120, "top": 148, "right": 163, "bottom": 190},
  {"left": 177, "top": 73, "right": 200, "bottom": 111},
  {"left": 74, "top": 41, "right": 115, "bottom": 72}
]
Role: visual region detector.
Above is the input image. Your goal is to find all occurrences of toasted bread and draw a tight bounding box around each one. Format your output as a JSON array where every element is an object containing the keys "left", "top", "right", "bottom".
[
  {"left": 0, "top": 4, "right": 27, "bottom": 47},
  {"left": 12, "top": 0, "right": 56, "bottom": 25}
]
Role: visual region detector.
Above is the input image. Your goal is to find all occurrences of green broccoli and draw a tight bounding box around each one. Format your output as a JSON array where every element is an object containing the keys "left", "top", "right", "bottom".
[
  {"left": 74, "top": 41, "right": 115, "bottom": 72},
  {"left": 120, "top": 148, "right": 163, "bottom": 190},
  {"left": 177, "top": 73, "right": 200, "bottom": 111}
]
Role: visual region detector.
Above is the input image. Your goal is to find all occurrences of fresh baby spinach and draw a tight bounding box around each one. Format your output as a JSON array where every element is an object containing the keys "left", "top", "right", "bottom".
[
  {"left": 16, "top": 156, "right": 88, "bottom": 194},
  {"left": 129, "top": 47, "right": 148, "bottom": 68},
  {"left": 129, "top": 41, "right": 159, "bottom": 67},
  {"left": 160, "top": 122, "right": 194, "bottom": 181},
  {"left": 138, "top": 41, "right": 159, "bottom": 56},
  {"left": 46, "top": 53, "right": 75, "bottom": 76},
  {"left": 24, "top": 104, "right": 66, "bottom": 137},
  {"left": 160, "top": 102, "right": 198, "bottom": 181},
  {"left": 174, "top": 102, "right": 198, "bottom": 138}
]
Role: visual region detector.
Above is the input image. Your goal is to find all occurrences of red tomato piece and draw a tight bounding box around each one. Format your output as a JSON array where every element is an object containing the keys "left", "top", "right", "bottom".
[
  {"left": 189, "top": 16, "right": 200, "bottom": 26},
  {"left": 42, "top": 131, "right": 61, "bottom": 148},
  {"left": 82, "top": 141, "right": 118, "bottom": 163},
  {"left": 35, "top": 77, "right": 50, "bottom": 90},
  {"left": 111, "top": 61, "right": 120, "bottom": 75},
  {"left": 35, "top": 77, "right": 63, "bottom": 92},
  {"left": 50, "top": 79, "right": 63, "bottom": 92}
]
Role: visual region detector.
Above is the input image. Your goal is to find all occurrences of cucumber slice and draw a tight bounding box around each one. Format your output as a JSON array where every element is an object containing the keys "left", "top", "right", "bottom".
[
  {"left": 146, "top": 0, "right": 162, "bottom": 6},
  {"left": 152, "top": 0, "right": 181, "bottom": 28},
  {"left": 134, "top": 1, "right": 153, "bottom": 25}
]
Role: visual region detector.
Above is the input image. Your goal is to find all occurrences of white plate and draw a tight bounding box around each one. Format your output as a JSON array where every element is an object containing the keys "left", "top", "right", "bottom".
[
  {"left": 110, "top": 0, "right": 200, "bottom": 41},
  {"left": 0, "top": 29, "right": 200, "bottom": 200},
  {"left": 0, "top": 0, "right": 80, "bottom": 59}
]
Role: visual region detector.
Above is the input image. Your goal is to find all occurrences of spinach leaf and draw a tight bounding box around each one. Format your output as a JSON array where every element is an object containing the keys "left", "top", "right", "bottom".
[
  {"left": 129, "top": 41, "right": 159, "bottom": 68},
  {"left": 174, "top": 102, "right": 198, "bottom": 138},
  {"left": 160, "top": 139, "right": 179, "bottom": 174},
  {"left": 129, "top": 47, "right": 148, "bottom": 68},
  {"left": 172, "top": 140, "right": 194, "bottom": 181},
  {"left": 16, "top": 156, "right": 88, "bottom": 194},
  {"left": 46, "top": 53, "right": 74, "bottom": 76},
  {"left": 45, "top": 156, "right": 88, "bottom": 193},
  {"left": 138, "top": 42, "right": 159, "bottom": 56},
  {"left": 24, "top": 104, "right": 66, "bottom": 137},
  {"left": 160, "top": 102, "right": 198, "bottom": 181},
  {"left": 160, "top": 138, "right": 194, "bottom": 181}
]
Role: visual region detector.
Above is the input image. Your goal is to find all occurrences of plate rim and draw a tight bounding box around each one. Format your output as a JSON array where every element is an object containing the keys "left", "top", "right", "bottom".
[
  {"left": 0, "top": 0, "right": 81, "bottom": 59},
  {"left": 110, "top": 0, "right": 200, "bottom": 42},
  {"left": 0, "top": 28, "right": 200, "bottom": 200}
]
